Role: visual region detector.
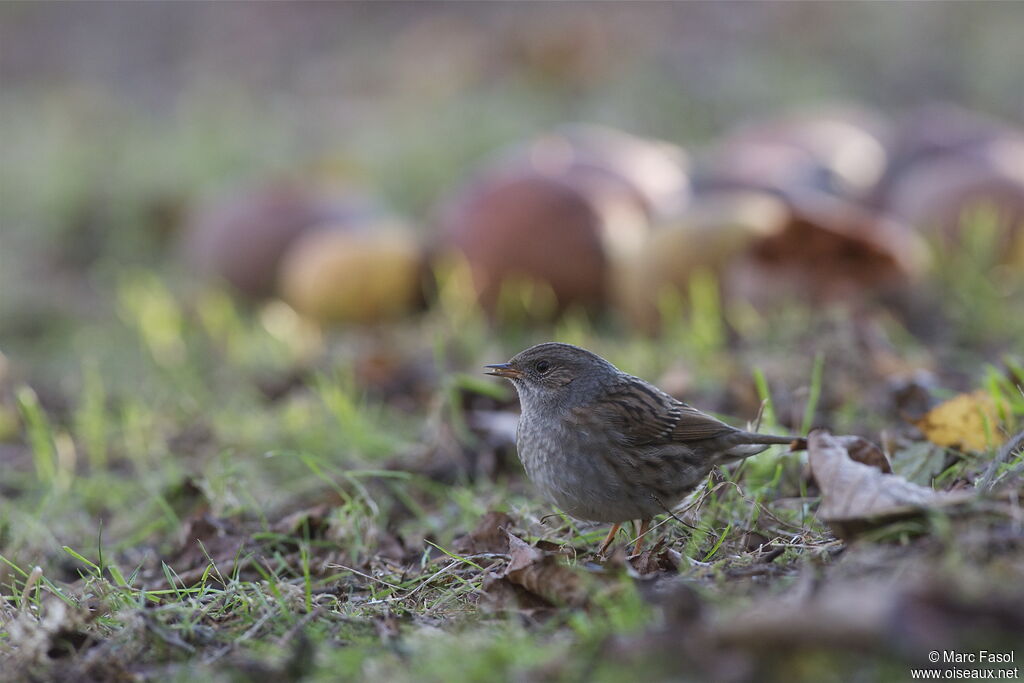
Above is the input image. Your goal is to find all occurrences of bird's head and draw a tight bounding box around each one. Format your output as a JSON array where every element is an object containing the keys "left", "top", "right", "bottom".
[{"left": 485, "top": 342, "right": 618, "bottom": 410}]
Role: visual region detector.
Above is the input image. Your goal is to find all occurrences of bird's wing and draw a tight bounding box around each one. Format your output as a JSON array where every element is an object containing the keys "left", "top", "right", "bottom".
[{"left": 575, "top": 378, "right": 737, "bottom": 447}]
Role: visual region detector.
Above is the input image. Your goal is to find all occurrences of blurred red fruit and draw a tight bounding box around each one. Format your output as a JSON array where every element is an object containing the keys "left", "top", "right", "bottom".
[
  {"left": 439, "top": 125, "right": 688, "bottom": 317},
  {"left": 183, "top": 182, "right": 368, "bottom": 298}
]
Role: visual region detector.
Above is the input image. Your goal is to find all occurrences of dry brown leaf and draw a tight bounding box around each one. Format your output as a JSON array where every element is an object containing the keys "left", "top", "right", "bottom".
[
  {"left": 807, "top": 430, "right": 973, "bottom": 536},
  {"left": 156, "top": 514, "right": 251, "bottom": 588},
  {"left": 273, "top": 504, "right": 334, "bottom": 537},
  {"left": 502, "top": 532, "right": 588, "bottom": 607},
  {"left": 914, "top": 390, "right": 1005, "bottom": 453},
  {"left": 839, "top": 434, "right": 893, "bottom": 473},
  {"left": 627, "top": 539, "right": 681, "bottom": 577},
  {"left": 712, "top": 579, "right": 1024, "bottom": 655},
  {"left": 453, "top": 510, "right": 514, "bottom": 555}
]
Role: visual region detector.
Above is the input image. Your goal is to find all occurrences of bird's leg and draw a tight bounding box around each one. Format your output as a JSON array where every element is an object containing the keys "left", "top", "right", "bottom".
[
  {"left": 597, "top": 523, "right": 621, "bottom": 557},
  {"left": 631, "top": 518, "right": 651, "bottom": 556}
]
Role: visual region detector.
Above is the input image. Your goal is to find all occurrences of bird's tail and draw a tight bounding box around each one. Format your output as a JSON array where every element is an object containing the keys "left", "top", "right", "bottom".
[
  {"left": 741, "top": 432, "right": 808, "bottom": 451},
  {"left": 719, "top": 431, "right": 807, "bottom": 462}
]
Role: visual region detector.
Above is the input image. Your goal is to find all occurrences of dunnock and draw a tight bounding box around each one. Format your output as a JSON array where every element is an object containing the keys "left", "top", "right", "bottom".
[{"left": 486, "top": 342, "right": 802, "bottom": 556}]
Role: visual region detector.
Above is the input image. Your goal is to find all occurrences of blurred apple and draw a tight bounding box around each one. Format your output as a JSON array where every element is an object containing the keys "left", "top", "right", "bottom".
[
  {"left": 869, "top": 103, "right": 1022, "bottom": 208},
  {"left": 614, "top": 191, "right": 790, "bottom": 330},
  {"left": 441, "top": 171, "right": 611, "bottom": 315},
  {"left": 714, "top": 106, "right": 890, "bottom": 199},
  {"left": 439, "top": 125, "right": 687, "bottom": 318},
  {"left": 883, "top": 140, "right": 1024, "bottom": 264},
  {"left": 185, "top": 181, "right": 393, "bottom": 298},
  {"left": 535, "top": 124, "right": 690, "bottom": 220},
  {"left": 278, "top": 221, "right": 425, "bottom": 324},
  {"left": 693, "top": 141, "right": 819, "bottom": 198}
]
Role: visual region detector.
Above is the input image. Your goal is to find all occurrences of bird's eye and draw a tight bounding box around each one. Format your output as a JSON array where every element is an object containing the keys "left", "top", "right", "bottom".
[{"left": 535, "top": 360, "right": 551, "bottom": 374}]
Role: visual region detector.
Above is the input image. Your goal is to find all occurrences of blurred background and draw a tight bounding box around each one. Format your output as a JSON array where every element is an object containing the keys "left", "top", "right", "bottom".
[
  {"left": 3, "top": 3, "right": 1023, "bottom": 343},
  {"left": 2, "top": 2, "right": 1022, "bottom": 440},
  {"left": 1, "top": 5, "right": 1024, "bottom": 679},
  {"left": 2, "top": 1, "right": 1023, "bottom": 430}
]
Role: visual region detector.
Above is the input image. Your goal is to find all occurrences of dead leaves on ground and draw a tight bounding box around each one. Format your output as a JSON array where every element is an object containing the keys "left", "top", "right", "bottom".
[
  {"left": 54, "top": 419, "right": 1021, "bottom": 675},
  {"left": 627, "top": 539, "right": 682, "bottom": 576},
  {"left": 807, "top": 429, "right": 1019, "bottom": 539},
  {"left": 498, "top": 533, "right": 589, "bottom": 608},
  {"left": 915, "top": 389, "right": 1007, "bottom": 453},
  {"left": 614, "top": 568, "right": 1024, "bottom": 683},
  {"left": 456, "top": 511, "right": 598, "bottom": 611},
  {"left": 456, "top": 511, "right": 680, "bottom": 613},
  {"left": 808, "top": 431, "right": 951, "bottom": 522}
]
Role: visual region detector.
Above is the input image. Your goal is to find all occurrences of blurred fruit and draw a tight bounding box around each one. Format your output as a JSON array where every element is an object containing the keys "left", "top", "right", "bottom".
[
  {"left": 720, "top": 192, "right": 927, "bottom": 309},
  {"left": 536, "top": 124, "right": 690, "bottom": 220},
  {"left": 618, "top": 188, "right": 928, "bottom": 327},
  {"left": 278, "top": 224, "right": 425, "bottom": 324},
  {"left": 441, "top": 171, "right": 610, "bottom": 315},
  {"left": 883, "top": 139, "right": 1024, "bottom": 263},
  {"left": 683, "top": 108, "right": 917, "bottom": 313},
  {"left": 696, "top": 106, "right": 889, "bottom": 199},
  {"left": 869, "top": 103, "right": 1022, "bottom": 208},
  {"left": 439, "top": 125, "right": 687, "bottom": 317},
  {"left": 614, "top": 191, "right": 789, "bottom": 330},
  {"left": 693, "top": 141, "right": 818, "bottom": 198},
  {"left": 183, "top": 182, "right": 369, "bottom": 298}
]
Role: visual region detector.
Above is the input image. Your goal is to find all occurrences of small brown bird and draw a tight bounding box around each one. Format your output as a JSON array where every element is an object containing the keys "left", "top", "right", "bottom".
[{"left": 486, "top": 342, "right": 802, "bottom": 556}]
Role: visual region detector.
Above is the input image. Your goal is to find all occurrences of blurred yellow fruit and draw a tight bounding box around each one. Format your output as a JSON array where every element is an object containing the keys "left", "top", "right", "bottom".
[{"left": 278, "top": 227, "right": 424, "bottom": 324}]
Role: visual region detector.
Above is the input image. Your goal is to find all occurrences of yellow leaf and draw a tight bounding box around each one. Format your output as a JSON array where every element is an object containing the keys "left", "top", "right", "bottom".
[{"left": 915, "top": 390, "right": 1005, "bottom": 453}]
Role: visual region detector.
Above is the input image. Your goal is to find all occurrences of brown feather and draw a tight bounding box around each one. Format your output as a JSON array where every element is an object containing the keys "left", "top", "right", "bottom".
[{"left": 574, "top": 378, "right": 737, "bottom": 448}]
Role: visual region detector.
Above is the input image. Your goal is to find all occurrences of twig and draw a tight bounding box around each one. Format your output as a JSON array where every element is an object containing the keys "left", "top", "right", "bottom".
[
  {"left": 335, "top": 553, "right": 507, "bottom": 606},
  {"left": 328, "top": 564, "right": 404, "bottom": 591},
  {"left": 980, "top": 428, "right": 1024, "bottom": 492}
]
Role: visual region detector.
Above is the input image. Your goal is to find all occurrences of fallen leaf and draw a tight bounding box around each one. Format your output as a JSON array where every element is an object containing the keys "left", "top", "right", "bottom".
[
  {"left": 890, "top": 441, "right": 949, "bottom": 485},
  {"left": 839, "top": 434, "right": 893, "bottom": 473},
  {"left": 501, "top": 532, "right": 588, "bottom": 607},
  {"left": 807, "top": 430, "right": 972, "bottom": 537},
  {"left": 453, "top": 511, "right": 515, "bottom": 555},
  {"left": 711, "top": 579, "right": 1024, "bottom": 657},
  {"left": 627, "top": 539, "right": 681, "bottom": 576},
  {"left": 157, "top": 514, "right": 251, "bottom": 588},
  {"left": 273, "top": 504, "right": 333, "bottom": 537},
  {"left": 914, "top": 390, "right": 1005, "bottom": 453}
]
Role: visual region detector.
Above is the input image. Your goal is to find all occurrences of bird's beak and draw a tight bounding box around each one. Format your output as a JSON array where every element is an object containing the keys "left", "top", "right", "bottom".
[{"left": 485, "top": 363, "right": 522, "bottom": 379}]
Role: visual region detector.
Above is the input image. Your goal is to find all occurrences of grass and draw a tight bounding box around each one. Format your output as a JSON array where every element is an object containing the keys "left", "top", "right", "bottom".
[
  {"left": 2, "top": 85, "right": 1023, "bottom": 682},
  {"left": 2, "top": 234, "right": 1022, "bottom": 680}
]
